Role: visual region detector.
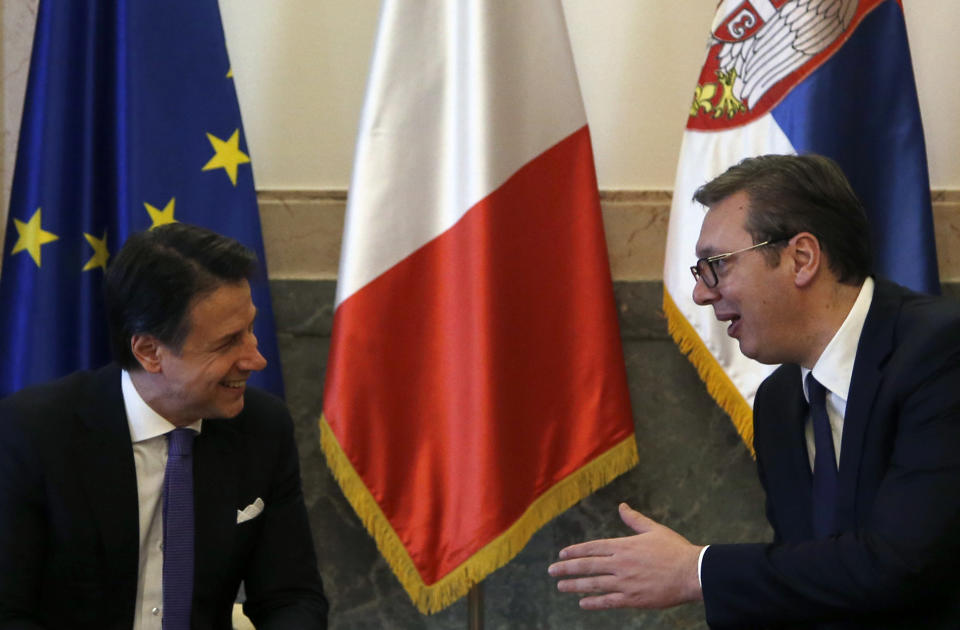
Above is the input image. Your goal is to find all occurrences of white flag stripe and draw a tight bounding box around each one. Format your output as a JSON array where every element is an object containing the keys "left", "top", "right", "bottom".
[
  {"left": 337, "top": 1, "right": 587, "bottom": 306},
  {"left": 663, "top": 113, "right": 794, "bottom": 405}
]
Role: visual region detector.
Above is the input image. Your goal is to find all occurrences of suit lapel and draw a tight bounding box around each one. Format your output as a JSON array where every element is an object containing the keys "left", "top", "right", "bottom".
[
  {"left": 779, "top": 367, "right": 816, "bottom": 539},
  {"left": 836, "top": 278, "right": 899, "bottom": 530},
  {"left": 73, "top": 364, "right": 140, "bottom": 587},
  {"left": 193, "top": 417, "right": 240, "bottom": 589},
  {"left": 787, "top": 376, "right": 813, "bottom": 491}
]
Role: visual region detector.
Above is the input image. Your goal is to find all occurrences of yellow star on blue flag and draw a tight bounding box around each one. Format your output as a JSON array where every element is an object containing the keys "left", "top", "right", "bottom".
[
  {"left": 202, "top": 129, "right": 251, "bottom": 186},
  {"left": 145, "top": 198, "right": 177, "bottom": 229},
  {"left": 82, "top": 230, "right": 110, "bottom": 271},
  {"left": 10, "top": 208, "right": 59, "bottom": 267}
]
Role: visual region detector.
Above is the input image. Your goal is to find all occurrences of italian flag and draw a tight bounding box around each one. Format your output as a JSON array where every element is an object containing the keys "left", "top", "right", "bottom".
[{"left": 321, "top": 0, "right": 637, "bottom": 613}]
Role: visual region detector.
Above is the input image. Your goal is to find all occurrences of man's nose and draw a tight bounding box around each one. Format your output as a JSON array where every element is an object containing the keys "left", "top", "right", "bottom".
[
  {"left": 692, "top": 277, "right": 719, "bottom": 306},
  {"left": 239, "top": 332, "right": 268, "bottom": 372}
]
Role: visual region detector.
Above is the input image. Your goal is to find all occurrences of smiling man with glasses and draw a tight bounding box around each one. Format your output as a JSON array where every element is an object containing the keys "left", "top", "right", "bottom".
[{"left": 550, "top": 154, "right": 960, "bottom": 629}]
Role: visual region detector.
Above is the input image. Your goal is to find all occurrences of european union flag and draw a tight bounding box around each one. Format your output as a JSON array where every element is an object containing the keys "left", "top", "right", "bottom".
[{"left": 0, "top": 0, "right": 284, "bottom": 398}]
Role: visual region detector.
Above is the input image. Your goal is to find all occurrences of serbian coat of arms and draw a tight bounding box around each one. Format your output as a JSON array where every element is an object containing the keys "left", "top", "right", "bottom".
[{"left": 688, "top": 0, "right": 885, "bottom": 130}]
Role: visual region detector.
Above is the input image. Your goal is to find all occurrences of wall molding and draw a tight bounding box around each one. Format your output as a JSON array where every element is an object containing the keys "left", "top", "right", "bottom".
[{"left": 258, "top": 189, "right": 960, "bottom": 282}]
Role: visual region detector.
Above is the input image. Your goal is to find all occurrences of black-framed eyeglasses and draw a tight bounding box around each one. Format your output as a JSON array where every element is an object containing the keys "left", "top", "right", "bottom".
[{"left": 690, "top": 238, "right": 789, "bottom": 288}]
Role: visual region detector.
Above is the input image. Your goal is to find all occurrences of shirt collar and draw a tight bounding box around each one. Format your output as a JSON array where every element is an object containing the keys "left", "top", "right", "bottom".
[
  {"left": 122, "top": 369, "right": 202, "bottom": 443},
  {"left": 801, "top": 276, "right": 875, "bottom": 402}
]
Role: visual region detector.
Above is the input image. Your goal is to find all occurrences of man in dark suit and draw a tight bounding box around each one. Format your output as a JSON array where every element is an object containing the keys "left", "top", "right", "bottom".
[
  {"left": 0, "top": 224, "right": 328, "bottom": 629},
  {"left": 548, "top": 154, "right": 960, "bottom": 627}
]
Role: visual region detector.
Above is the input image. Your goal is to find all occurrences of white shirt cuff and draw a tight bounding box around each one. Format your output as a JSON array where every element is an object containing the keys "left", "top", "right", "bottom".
[{"left": 697, "top": 544, "right": 709, "bottom": 587}]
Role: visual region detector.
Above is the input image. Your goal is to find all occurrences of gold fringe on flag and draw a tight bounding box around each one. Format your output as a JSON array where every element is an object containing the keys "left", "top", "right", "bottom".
[
  {"left": 319, "top": 415, "right": 638, "bottom": 614},
  {"left": 662, "top": 287, "right": 755, "bottom": 455}
]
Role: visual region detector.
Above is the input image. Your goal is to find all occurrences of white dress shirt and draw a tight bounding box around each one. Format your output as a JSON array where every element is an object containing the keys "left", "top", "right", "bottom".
[
  {"left": 121, "top": 370, "right": 202, "bottom": 630},
  {"left": 800, "top": 276, "right": 874, "bottom": 470}
]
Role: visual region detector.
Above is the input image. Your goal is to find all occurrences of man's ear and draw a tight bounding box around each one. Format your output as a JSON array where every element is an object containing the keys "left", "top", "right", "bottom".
[
  {"left": 791, "top": 232, "right": 821, "bottom": 288},
  {"left": 130, "top": 334, "right": 163, "bottom": 374}
]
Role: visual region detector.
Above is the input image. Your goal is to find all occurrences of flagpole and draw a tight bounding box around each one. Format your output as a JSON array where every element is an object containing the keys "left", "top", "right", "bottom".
[{"left": 468, "top": 583, "right": 484, "bottom": 630}]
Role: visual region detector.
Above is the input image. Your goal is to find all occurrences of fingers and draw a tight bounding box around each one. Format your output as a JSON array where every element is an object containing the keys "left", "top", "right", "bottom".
[
  {"left": 556, "top": 538, "right": 615, "bottom": 560},
  {"left": 618, "top": 502, "right": 656, "bottom": 533},
  {"left": 554, "top": 573, "right": 619, "bottom": 595},
  {"left": 578, "top": 592, "right": 630, "bottom": 610},
  {"left": 554, "top": 578, "right": 633, "bottom": 611},
  {"left": 548, "top": 555, "right": 611, "bottom": 579}
]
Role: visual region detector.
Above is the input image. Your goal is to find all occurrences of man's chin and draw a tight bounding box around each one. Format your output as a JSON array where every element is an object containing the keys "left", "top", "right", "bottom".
[
  {"left": 736, "top": 339, "right": 760, "bottom": 361},
  {"left": 226, "top": 398, "right": 246, "bottom": 418},
  {"left": 212, "top": 394, "right": 246, "bottom": 419},
  {"left": 738, "top": 342, "right": 780, "bottom": 366}
]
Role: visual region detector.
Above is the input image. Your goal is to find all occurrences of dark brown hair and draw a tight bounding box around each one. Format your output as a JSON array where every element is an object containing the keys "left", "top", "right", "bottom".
[
  {"left": 694, "top": 154, "right": 872, "bottom": 285},
  {"left": 104, "top": 223, "right": 257, "bottom": 369}
]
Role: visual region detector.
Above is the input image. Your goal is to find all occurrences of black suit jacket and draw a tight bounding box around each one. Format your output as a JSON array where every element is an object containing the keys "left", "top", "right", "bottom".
[
  {"left": 0, "top": 364, "right": 328, "bottom": 629},
  {"left": 701, "top": 278, "right": 960, "bottom": 629}
]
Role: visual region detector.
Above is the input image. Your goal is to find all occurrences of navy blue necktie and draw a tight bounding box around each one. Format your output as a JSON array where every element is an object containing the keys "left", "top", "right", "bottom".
[
  {"left": 806, "top": 373, "right": 838, "bottom": 538},
  {"left": 163, "top": 428, "right": 196, "bottom": 629}
]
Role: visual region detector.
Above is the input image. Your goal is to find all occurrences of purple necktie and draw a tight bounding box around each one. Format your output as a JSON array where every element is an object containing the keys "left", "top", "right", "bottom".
[
  {"left": 163, "top": 428, "right": 196, "bottom": 629},
  {"left": 807, "top": 373, "right": 838, "bottom": 538}
]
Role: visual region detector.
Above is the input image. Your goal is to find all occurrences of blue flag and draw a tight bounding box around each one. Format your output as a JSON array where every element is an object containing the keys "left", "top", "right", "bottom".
[
  {"left": 768, "top": 0, "right": 938, "bottom": 293},
  {"left": 0, "top": 0, "right": 284, "bottom": 398}
]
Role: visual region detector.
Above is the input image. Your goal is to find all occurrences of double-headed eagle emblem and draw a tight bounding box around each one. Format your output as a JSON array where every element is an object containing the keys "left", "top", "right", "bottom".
[{"left": 692, "top": 0, "right": 858, "bottom": 120}]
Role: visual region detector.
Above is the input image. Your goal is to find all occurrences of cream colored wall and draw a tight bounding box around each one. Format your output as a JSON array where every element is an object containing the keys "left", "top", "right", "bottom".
[
  {"left": 4, "top": 1, "right": 959, "bottom": 200},
  {"left": 218, "top": 0, "right": 960, "bottom": 191},
  {"left": 219, "top": 0, "right": 721, "bottom": 190},
  {"left": 902, "top": 2, "right": 960, "bottom": 187},
  {"left": 2, "top": 1, "right": 959, "bottom": 275}
]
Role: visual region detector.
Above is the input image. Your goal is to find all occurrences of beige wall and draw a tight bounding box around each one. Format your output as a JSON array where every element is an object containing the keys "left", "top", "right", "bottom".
[
  {"left": 3, "top": 1, "right": 959, "bottom": 277},
  {"left": 218, "top": 0, "right": 960, "bottom": 191}
]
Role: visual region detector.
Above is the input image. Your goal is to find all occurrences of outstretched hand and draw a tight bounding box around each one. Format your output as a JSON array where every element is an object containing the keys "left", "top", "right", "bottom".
[{"left": 547, "top": 503, "right": 704, "bottom": 610}]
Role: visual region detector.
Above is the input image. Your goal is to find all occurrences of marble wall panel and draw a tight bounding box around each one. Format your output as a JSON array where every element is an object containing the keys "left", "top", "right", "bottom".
[
  {"left": 933, "top": 190, "right": 960, "bottom": 283},
  {"left": 278, "top": 277, "right": 960, "bottom": 627},
  {"left": 273, "top": 279, "right": 772, "bottom": 629},
  {"left": 259, "top": 191, "right": 347, "bottom": 281},
  {"left": 1, "top": 0, "right": 40, "bottom": 248}
]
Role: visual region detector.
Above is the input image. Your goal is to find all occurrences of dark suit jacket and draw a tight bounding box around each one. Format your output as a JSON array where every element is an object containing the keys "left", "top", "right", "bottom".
[
  {"left": 0, "top": 364, "right": 328, "bottom": 629},
  {"left": 701, "top": 278, "right": 960, "bottom": 629}
]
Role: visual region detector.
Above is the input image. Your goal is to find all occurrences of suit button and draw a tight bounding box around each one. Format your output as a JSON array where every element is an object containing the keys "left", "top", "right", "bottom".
[{"left": 152, "top": 607, "right": 161, "bottom": 616}]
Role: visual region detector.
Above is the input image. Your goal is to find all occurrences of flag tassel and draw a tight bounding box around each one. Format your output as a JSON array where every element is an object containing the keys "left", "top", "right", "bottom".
[
  {"left": 662, "top": 288, "right": 755, "bottom": 455},
  {"left": 319, "top": 415, "right": 638, "bottom": 613}
]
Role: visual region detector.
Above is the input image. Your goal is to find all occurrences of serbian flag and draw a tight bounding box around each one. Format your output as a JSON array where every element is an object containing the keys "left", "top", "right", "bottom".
[
  {"left": 321, "top": 0, "right": 636, "bottom": 614},
  {"left": 663, "top": 0, "right": 937, "bottom": 451}
]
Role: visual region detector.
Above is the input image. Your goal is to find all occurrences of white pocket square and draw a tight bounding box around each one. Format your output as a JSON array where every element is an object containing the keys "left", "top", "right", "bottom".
[{"left": 236, "top": 498, "right": 264, "bottom": 524}]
